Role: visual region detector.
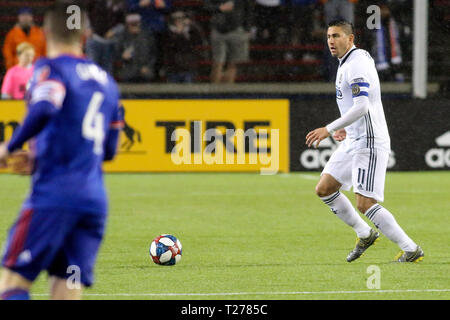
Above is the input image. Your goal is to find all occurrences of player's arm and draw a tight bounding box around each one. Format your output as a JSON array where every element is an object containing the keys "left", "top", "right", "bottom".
[
  {"left": 0, "top": 97, "right": 56, "bottom": 168},
  {"left": 7, "top": 80, "right": 66, "bottom": 153},
  {"left": 0, "top": 78, "right": 66, "bottom": 169},
  {"left": 325, "top": 84, "right": 369, "bottom": 135},
  {"left": 306, "top": 79, "right": 370, "bottom": 148},
  {"left": 103, "top": 104, "right": 124, "bottom": 161}
]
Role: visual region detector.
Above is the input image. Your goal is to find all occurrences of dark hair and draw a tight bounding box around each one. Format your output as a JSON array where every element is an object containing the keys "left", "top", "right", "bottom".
[
  {"left": 44, "top": 2, "right": 87, "bottom": 44},
  {"left": 328, "top": 20, "right": 354, "bottom": 35}
]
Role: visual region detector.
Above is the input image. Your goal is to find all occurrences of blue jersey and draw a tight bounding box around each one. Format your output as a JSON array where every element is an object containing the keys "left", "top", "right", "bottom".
[{"left": 8, "top": 55, "right": 122, "bottom": 214}]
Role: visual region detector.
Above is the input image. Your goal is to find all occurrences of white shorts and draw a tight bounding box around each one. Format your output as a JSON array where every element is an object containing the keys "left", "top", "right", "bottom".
[{"left": 321, "top": 145, "right": 389, "bottom": 202}]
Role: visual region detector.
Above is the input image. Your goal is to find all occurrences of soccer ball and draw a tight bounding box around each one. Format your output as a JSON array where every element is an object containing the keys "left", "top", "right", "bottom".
[{"left": 149, "top": 234, "right": 182, "bottom": 266}]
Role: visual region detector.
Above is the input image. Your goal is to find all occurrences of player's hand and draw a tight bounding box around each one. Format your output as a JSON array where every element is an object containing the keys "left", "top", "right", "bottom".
[
  {"left": 0, "top": 142, "right": 9, "bottom": 168},
  {"left": 305, "top": 127, "right": 330, "bottom": 148},
  {"left": 9, "top": 150, "right": 34, "bottom": 175},
  {"left": 332, "top": 128, "right": 346, "bottom": 142}
]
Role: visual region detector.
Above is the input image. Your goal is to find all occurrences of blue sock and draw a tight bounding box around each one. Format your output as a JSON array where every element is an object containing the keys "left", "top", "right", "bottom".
[{"left": 1, "top": 288, "right": 30, "bottom": 300}]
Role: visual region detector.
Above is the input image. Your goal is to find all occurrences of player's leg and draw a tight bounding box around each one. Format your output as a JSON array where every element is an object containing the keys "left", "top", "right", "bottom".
[
  {"left": 357, "top": 193, "right": 420, "bottom": 251},
  {"left": 318, "top": 148, "right": 372, "bottom": 239},
  {"left": 49, "top": 276, "right": 82, "bottom": 300},
  {"left": 0, "top": 206, "right": 36, "bottom": 300},
  {"left": 315, "top": 173, "right": 341, "bottom": 197},
  {"left": 47, "top": 211, "right": 107, "bottom": 300},
  {"left": 0, "top": 268, "right": 32, "bottom": 300},
  {"left": 354, "top": 149, "right": 422, "bottom": 261},
  {"left": 0, "top": 206, "right": 75, "bottom": 300}
]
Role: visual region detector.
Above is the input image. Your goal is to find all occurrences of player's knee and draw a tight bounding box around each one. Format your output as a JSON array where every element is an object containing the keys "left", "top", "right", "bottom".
[
  {"left": 315, "top": 184, "right": 335, "bottom": 198},
  {"left": 357, "top": 203, "right": 368, "bottom": 214},
  {"left": 356, "top": 199, "right": 377, "bottom": 214},
  {"left": 0, "top": 269, "right": 32, "bottom": 292}
]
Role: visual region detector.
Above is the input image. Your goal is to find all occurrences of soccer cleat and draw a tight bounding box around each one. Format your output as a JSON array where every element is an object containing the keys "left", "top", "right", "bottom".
[
  {"left": 395, "top": 246, "right": 424, "bottom": 263},
  {"left": 346, "top": 229, "right": 380, "bottom": 262}
]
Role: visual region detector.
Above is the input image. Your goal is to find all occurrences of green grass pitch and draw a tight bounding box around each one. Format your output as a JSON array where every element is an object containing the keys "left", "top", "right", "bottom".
[{"left": 0, "top": 172, "right": 449, "bottom": 300}]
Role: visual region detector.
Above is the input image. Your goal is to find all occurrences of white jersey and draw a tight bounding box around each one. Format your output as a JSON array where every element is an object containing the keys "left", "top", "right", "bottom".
[{"left": 334, "top": 46, "right": 391, "bottom": 153}]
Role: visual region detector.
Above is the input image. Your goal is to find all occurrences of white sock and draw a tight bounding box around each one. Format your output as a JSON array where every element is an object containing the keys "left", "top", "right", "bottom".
[
  {"left": 365, "top": 204, "right": 417, "bottom": 252},
  {"left": 321, "top": 191, "right": 372, "bottom": 239}
]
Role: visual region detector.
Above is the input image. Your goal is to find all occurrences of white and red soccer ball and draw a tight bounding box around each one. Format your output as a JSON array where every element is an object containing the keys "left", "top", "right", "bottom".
[{"left": 149, "top": 234, "right": 182, "bottom": 266}]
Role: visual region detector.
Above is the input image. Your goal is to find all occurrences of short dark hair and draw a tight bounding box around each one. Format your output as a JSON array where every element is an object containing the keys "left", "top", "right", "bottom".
[
  {"left": 328, "top": 20, "right": 354, "bottom": 35},
  {"left": 44, "top": 2, "right": 87, "bottom": 44}
]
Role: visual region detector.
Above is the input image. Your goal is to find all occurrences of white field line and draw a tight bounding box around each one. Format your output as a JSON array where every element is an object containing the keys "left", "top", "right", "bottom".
[
  {"left": 279, "top": 173, "right": 318, "bottom": 180},
  {"left": 32, "top": 288, "right": 450, "bottom": 297}
]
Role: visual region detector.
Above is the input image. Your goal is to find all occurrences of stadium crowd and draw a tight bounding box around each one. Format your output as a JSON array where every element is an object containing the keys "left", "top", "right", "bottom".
[{"left": 1, "top": 0, "right": 415, "bottom": 97}]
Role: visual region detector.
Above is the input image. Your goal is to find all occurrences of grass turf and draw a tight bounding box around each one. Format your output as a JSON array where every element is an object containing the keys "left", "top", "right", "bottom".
[{"left": 0, "top": 172, "right": 449, "bottom": 300}]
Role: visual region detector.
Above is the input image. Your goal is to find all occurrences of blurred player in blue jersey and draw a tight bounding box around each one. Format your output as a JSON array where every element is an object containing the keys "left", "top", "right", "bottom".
[{"left": 0, "top": 3, "right": 123, "bottom": 300}]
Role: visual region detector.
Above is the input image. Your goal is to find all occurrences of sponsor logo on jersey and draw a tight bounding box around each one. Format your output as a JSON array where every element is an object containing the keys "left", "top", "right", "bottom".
[{"left": 425, "top": 131, "right": 450, "bottom": 168}]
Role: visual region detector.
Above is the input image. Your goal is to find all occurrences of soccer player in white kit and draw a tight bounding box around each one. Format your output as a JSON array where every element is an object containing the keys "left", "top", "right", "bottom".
[{"left": 306, "top": 20, "right": 424, "bottom": 262}]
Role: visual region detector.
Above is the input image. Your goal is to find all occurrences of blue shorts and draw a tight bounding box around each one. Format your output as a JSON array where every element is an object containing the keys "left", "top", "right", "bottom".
[{"left": 1, "top": 205, "right": 106, "bottom": 287}]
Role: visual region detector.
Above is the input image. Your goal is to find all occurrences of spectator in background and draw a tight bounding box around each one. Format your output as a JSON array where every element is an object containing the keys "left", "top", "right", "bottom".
[
  {"left": 1, "top": 42, "right": 35, "bottom": 100},
  {"left": 127, "top": 0, "right": 173, "bottom": 80},
  {"left": 254, "top": 0, "right": 284, "bottom": 44},
  {"left": 321, "top": 0, "right": 357, "bottom": 24},
  {"left": 2, "top": 8, "right": 46, "bottom": 70},
  {"left": 86, "top": 0, "right": 126, "bottom": 75},
  {"left": 164, "top": 11, "right": 205, "bottom": 83},
  {"left": 370, "top": 3, "right": 404, "bottom": 82},
  {"left": 204, "top": 0, "right": 254, "bottom": 83},
  {"left": 114, "top": 12, "right": 156, "bottom": 82},
  {"left": 288, "top": 0, "right": 318, "bottom": 45}
]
